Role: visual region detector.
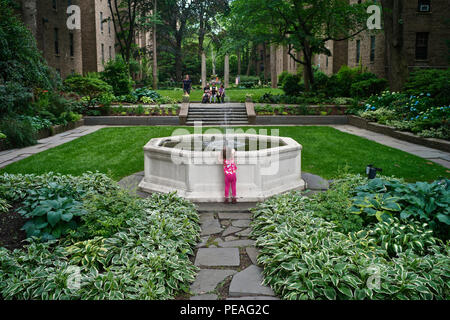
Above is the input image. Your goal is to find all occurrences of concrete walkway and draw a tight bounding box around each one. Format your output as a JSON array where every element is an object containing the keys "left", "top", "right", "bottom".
[
  {"left": 331, "top": 125, "right": 450, "bottom": 169},
  {"left": 0, "top": 126, "right": 105, "bottom": 169}
]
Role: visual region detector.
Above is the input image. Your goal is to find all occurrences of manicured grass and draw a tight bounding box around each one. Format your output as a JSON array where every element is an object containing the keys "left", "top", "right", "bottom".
[
  {"left": 157, "top": 88, "right": 284, "bottom": 103},
  {"left": 1, "top": 126, "right": 448, "bottom": 182}
]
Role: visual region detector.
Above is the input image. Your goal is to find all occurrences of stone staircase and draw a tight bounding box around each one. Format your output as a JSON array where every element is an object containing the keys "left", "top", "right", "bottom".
[{"left": 186, "top": 103, "right": 249, "bottom": 126}]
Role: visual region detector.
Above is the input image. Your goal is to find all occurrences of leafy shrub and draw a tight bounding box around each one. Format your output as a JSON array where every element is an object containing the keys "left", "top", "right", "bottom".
[
  {"left": 404, "top": 69, "right": 450, "bottom": 106},
  {"left": 251, "top": 191, "right": 449, "bottom": 300},
  {"left": 282, "top": 74, "right": 303, "bottom": 96},
  {"left": 132, "top": 87, "right": 161, "bottom": 102},
  {"left": 0, "top": 173, "right": 200, "bottom": 300},
  {"left": 277, "top": 71, "right": 291, "bottom": 88},
  {"left": 64, "top": 75, "right": 113, "bottom": 106},
  {"left": 0, "top": 0, "right": 57, "bottom": 92},
  {"left": 0, "top": 117, "right": 36, "bottom": 148},
  {"left": 0, "top": 82, "right": 33, "bottom": 116},
  {"left": 101, "top": 57, "right": 134, "bottom": 96},
  {"left": 351, "top": 178, "right": 450, "bottom": 240},
  {"left": 350, "top": 78, "right": 387, "bottom": 98},
  {"left": 239, "top": 75, "right": 260, "bottom": 88}
]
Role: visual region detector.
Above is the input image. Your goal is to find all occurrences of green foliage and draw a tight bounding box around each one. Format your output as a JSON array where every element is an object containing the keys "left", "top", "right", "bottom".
[
  {"left": 351, "top": 178, "right": 450, "bottom": 240},
  {"left": 0, "top": 198, "right": 10, "bottom": 213},
  {"left": 251, "top": 191, "right": 449, "bottom": 300},
  {"left": 309, "top": 174, "right": 366, "bottom": 233},
  {"left": 350, "top": 78, "right": 387, "bottom": 98},
  {"left": 64, "top": 75, "right": 113, "bottom": 106},
  {"left": 0, "top": 173, "right": 200, "bottom": 300},
  {"left": 239, "top": 75, "right": 260, "bottom": 88},
  {"left": 17, "top": 182, "right": 86, "bottom": 241},
  {"left": 132, "top": 87, "right": 161, "bottom": 102},
  {"left": 404, "top": 69, "right": 450, "bottom": 107},
  {"left": 0, "top": 82, "right": 33, "bottom": 116},
  {"left": 101, "top": 57, "right": 134, "bottom": 96},
  {"left": 277, "top": 71, "right": 291, "bottom": 88},
  {"left": 0, "top": 117, "right": 36, "bottom": 148},
  {"left": 282, "top": 74, "right": 303, "bottom": 96},
  {"left": 0, "top": 0, "right": 57, "bottom": 92}
]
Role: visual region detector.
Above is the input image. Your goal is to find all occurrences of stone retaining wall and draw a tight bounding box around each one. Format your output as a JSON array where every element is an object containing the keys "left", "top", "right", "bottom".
[
  {"left": 348, "top": 116, "right": 450, "bottom": 153},
  {"left": 255, "top": 115, "right": 349, "bottom": 125},
  {"left": 83, "top": 116, "right": 180, "bottom": 126}
]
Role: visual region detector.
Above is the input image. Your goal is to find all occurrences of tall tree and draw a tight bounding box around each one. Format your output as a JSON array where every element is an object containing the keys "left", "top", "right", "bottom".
[
  {"left": 380, "top": 0, "right": 408, "bottom": 91},
  {"left": 158, "top": 0, "right": 195, "bottom": 81},
  {"left": 228, "top": 0, "right": 370, "bottom": 91}
]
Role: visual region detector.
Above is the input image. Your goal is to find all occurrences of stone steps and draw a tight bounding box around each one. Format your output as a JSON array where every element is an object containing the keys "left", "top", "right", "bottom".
[{"left": 186, "top": 103, "right": 249, "bottom": 126}]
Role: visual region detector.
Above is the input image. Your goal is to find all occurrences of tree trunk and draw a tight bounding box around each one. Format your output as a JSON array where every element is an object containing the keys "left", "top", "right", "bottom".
[
  {"left": 201, "top": 51, "right": 207, "bottom": 87},
  {"left": 270, "top": 44, "right": 278, "bottom": 88},
  {"left": 224, "top": 54, "right": 230, "bottom": 88},
  {"left": 21, "top": 0, "right": 37, "bottom": 38},
  {"left": 211, "top": 48, "right": 216, "bottom": 76},
  {"left": 302, "top": 42, "right": 314, "bottom": 91},
  {"left": 237, "top": 49, "right": 241, "bottom": 76},
  {"left": 152, "top": 0, "right": 158, "bottom": 89},
  {"left": 381, "top": 0, "right": 408, "bottom": 91},
  {"left": 175, "top": 33, "right": 183, "bottom": 81}
]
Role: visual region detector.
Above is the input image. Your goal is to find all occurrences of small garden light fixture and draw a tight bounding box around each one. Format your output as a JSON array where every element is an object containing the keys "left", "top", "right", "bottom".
[{"left": 366, "top": 164, "right": 382, "bottom": 179}]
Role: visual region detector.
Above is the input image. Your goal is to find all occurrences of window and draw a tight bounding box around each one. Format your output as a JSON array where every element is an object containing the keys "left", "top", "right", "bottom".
[
  {"left": 52, "top": 0, "right": 57, "bottom": 10},
  {"left": 370, "top": 36, "right": 376, "bottom": 62},
  {"left": 326, "top": 56, "right": 329, "bottom": 68},
  {"left": 356, "top": 40, "right": 361, "bottom": 63},
  {"left": 108, "top": 19, "right": 111, "bottom": 35},
  {"left": 418, "top": 0, "right": 431, "bottom": 12},
  {"left": 54, "top": 28, "right": 59, "bottom": 55},
  {"left": 415, "top": 32, "right": 429, "bottom": 60},
  {"left": 69, "top": 33, "right": 74, "bottom": 57},
  {"left": 100, "top": 12, "right": 104, "bottom": 32},
  {"left": 109, "top": 46, "right": 112, "bottom": 60},
  {"left": 101, "top": 44, "right": 105, "bottom": 63}
]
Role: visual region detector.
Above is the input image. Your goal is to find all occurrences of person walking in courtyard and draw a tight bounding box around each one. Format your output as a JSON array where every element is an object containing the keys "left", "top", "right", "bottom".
[
  {"left": 182, "top": 74, "right": 192, "bottom": 95},
  {"left": 220, "top": 146, "right": 237, "bottom": 204}
]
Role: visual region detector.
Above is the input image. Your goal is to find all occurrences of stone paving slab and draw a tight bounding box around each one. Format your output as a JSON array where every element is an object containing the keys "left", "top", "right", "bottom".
[
  {"left": 190, "top": 294, "right": 218, "bottom": 300},
  {"left": 200, "top": 219, "right": 223, "bottom": 236},
  {"left": 226, "top": 296, "right": 280, "bottom": 300},
  {"left": 302, "top": 172, "right": 329, "bottom": 190},
  {"left": 245, "top": 247, "right": 260, "bottom": 266},
  {"left": 219, "top": 240, "right": 255, "bottom": 248},
  {"left": 229, "top": 265, "right": 275, "bottom": 297},
  {"left": 195, "top": 248, "right": 240, "bottom": 267},
  {"left": 218, "top": 212, "right": 253, "bottom": 220},
  {"left": 236, "top": 228, "right": 252, "bottom": 237},
  {"left": 190, "top": 269, "right": 237, "bottom": 294},
  {"left": 222, "top": 226, "right": 242, "bottom": 237},
  {"left": 231, "top": 220, "right": 251, "bottom": 228}
]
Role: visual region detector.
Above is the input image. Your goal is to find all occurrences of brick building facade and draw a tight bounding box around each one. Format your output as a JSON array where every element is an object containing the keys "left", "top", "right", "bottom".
[
  {"left": 19, "top": 0, "right": 151, "bottom": 79},
  {"left": 315, "top": 0, "right": 449, "bottom": 79}
]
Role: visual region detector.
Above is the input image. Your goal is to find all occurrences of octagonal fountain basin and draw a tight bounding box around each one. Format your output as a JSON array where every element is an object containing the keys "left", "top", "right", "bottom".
[{"left": 138, "top": 133, "right": 305, "bottom": 202}]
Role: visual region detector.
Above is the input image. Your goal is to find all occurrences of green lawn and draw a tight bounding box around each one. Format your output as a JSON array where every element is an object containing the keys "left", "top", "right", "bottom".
[
  {"left": 157, "top": 88, "right": 284, "bottom": 103},
  {"left": 1, "top": 126, "right": 448, "bottom": 182}
]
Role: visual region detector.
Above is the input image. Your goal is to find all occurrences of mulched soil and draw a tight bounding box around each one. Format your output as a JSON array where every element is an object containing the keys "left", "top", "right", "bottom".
[{"left": 0, "top": 204, "right": 27, "bottom": 250}]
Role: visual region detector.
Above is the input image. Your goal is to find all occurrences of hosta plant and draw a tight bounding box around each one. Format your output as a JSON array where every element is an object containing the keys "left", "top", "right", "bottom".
[{"left": 251, "top": 191, "right": 449, "bottom": 300}]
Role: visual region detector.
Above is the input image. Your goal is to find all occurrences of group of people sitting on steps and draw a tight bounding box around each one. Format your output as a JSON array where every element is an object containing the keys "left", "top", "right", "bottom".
[
  {"left": 182, "top": 75, "right": 226, "bottom": 104},
  {"left": 202, "top": 82, "right": 226, "bottom": 104}
]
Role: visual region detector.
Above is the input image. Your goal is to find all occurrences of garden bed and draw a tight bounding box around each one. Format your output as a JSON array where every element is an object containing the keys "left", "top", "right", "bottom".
[
  {"left": 254, "top": 104, "right": 348, "bottom": 116},
  {"left": 35, "top": 119, "right": 85, "bottom": 140},
  {"left": 348, "top": 116, "right": 450, "bottom": 153}
]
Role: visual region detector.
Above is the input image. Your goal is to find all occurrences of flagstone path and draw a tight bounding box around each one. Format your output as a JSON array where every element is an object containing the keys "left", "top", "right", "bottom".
[{"left": 189, "top": 207, "right": 279, "bottom": 300}]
